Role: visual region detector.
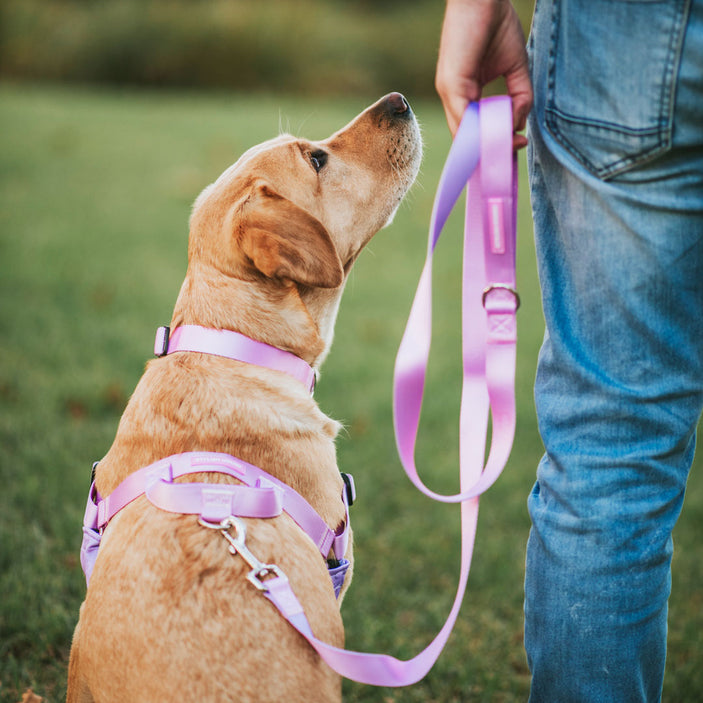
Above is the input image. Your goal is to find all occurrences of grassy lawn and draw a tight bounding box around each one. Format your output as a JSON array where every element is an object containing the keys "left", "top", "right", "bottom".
[{"left": 1, "top": 83, "right": 700, "bottom": 702}]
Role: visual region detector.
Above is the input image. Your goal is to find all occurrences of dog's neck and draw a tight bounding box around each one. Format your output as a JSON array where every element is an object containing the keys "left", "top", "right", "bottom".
[{"left": 170, "top": 263, "right": 328, "bottom": 365}]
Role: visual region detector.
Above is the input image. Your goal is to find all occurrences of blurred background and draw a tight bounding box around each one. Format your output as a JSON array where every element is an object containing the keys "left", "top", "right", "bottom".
[
  {"left": 2, "top": 2, "right": 702, "bottom": 702},
  {"left": 0, "top": 0, "right": 535, "bottom": 98}
]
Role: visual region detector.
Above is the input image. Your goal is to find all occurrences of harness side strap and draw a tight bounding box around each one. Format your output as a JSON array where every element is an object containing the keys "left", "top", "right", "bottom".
[
  {"left": 87, "top": 452, "right": 346, "bottom": 560},
  {"left": 184, "top": 452, "right": 344, "bottom": 559}
]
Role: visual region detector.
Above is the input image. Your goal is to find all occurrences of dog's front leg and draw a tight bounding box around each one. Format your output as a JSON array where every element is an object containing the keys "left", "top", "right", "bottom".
[{"left": 66, "top": 623, "right": 95, "bottom": 703}]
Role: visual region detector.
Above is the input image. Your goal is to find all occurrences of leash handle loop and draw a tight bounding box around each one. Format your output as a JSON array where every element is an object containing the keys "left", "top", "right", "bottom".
[{"left": 394, "top": 96, "right": 517, "bottom": 504}]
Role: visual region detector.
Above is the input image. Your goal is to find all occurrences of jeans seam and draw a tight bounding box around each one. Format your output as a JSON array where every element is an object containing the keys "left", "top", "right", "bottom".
[
  {"left": 545, "top": 107, "right": 662, "bottom": 138},
  {"left": 660, "top": 0, "right": 693, "bottom": 145}
]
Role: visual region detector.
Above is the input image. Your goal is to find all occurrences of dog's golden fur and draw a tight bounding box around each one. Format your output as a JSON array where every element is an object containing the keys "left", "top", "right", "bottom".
[{"left": 67, "top": 94, "right": 421, "bottom": 702}]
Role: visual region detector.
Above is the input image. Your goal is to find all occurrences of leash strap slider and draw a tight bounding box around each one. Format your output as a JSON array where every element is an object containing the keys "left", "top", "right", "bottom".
[{"left": 481, "top": 284, "right": 521, "bottom": 312}]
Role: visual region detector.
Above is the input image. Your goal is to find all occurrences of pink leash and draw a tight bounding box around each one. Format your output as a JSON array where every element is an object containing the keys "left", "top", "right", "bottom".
[{"left": 261, "top": 96, "right": 519, "bottom": 685}]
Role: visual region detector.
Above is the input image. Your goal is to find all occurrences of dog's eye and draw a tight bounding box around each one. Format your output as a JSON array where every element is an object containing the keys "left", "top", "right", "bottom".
[{"left": 309, "top": 150, "right": 328, "bottom": 173}]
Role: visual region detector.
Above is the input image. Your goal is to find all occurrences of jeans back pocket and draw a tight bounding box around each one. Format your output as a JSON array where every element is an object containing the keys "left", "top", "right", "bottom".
[{"left": 545, "top": 0, "right": 690, "bottom": 179}]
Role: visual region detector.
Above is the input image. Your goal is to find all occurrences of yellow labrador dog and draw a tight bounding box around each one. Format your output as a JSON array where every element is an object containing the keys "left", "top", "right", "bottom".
[{"left": 67, "top": 93, "right": 421, "bottom": 702}]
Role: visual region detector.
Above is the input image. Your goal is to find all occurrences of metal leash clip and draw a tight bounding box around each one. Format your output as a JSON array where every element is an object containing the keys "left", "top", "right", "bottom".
[{"left": 198, "top": 515, "right": 284, "bottom": 591}]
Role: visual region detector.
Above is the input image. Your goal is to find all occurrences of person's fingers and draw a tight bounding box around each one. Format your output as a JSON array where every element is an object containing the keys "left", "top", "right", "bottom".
[
  {"left": 513, "top": 133, "right": 529, "bottom": 151},
  {"left": 446, "top": 96, "right": 468, "bottom": 137},
  {"left": 436, "top": 85, "right": 473, "bottom": 136},
  {"left": 441, "top": 81, "right": 531, "bottom": 147},
  {"left": 436, "top": 0, "right": 533, "bottom": 140},
  {"left": 435, "top": 0, "right": 487, "bottom": 134},
  {"left": 505, "top": 60, "right": 533, "bottom": 133},
  {"left": 505, "top": 51, "right": 533, "bottom": 150}
]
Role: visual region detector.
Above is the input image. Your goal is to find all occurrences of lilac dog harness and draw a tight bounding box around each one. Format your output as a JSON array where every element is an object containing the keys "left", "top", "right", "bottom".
[
  {"left": 80, "top": 96, "right": 518, "bottom": 687},
  {"left": 81, "top": 451, "right": 353, "bottom": 598},
  {"left": 81, "top": 329, "right": 351, "bottom": 597}
]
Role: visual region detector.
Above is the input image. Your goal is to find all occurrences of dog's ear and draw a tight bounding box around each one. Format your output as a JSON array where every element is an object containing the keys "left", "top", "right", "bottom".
[{"left": 238, "top": 183, "right": 344, "bottom": 288}]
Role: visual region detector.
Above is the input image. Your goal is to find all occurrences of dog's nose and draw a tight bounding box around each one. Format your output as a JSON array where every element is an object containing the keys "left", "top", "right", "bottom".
[
  {"left": 387, "top": 92, "right": 410, "bottom": 115},
  {"left": 378, "top": 92, "right": 413, "bottom": 121}
]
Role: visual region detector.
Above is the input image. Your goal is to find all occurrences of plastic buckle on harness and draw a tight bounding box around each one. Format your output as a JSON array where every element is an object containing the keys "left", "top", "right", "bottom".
[
  {"left": 154, "top": 326, "right": 170, "bottom": 357},
  {"left": 341, "top": 473, "right": 355, "bottom": 506}
]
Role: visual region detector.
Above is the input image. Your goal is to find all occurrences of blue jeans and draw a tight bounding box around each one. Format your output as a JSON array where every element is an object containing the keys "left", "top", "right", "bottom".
[{"left": 525, "top": 0, "right": 703, "bottom": 701}]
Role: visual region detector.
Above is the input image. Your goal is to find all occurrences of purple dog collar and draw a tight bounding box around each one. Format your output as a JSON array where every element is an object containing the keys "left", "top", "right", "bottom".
[{"left": 154, "top": 325, "right": 317, "bottom": 394}]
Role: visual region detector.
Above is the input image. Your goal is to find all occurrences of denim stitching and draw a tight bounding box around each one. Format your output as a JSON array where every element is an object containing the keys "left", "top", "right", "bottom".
[
  {"left": 660, "top": 0, "right": 693, "bottom": 141},
  {"left": 547, "top": 108, "right": 662, "bottom": 138}
]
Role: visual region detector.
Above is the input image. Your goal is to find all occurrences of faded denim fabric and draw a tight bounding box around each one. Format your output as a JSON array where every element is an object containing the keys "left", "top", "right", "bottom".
[{"left": 525, "top": 0, "right": 703, "bottom": 701}]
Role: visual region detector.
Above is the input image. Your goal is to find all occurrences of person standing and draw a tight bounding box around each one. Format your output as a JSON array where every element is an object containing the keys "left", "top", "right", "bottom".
[{"left": 436, "top": 1, "right": 703, "bottom": 700}]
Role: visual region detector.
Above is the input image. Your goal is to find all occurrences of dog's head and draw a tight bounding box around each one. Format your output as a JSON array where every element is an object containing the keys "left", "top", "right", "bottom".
[{"left": 176, "top": 93, "right": 422, "bottom": 364}]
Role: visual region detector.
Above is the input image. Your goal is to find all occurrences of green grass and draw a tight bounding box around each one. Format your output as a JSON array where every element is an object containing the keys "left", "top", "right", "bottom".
[{"left": 0, "top": 84, "right": 701, "bottom": 702}]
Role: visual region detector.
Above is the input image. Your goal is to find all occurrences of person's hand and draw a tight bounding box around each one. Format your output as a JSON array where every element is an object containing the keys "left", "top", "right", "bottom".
[{"left": 435, "top": 0, "right": 533, "bottom": 146}]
